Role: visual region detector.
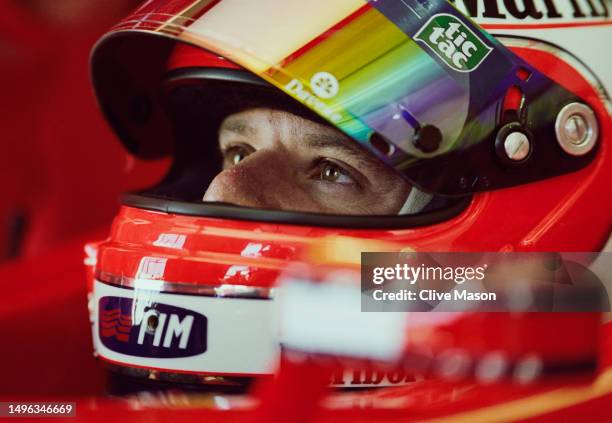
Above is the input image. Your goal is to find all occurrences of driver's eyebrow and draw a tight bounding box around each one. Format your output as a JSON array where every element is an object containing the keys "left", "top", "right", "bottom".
[
  {"left": 302, "top": 132, "right": 384, "bottom": 173},
  {"left": 219, "top": 119, "right": 258, "bottom": 137}
]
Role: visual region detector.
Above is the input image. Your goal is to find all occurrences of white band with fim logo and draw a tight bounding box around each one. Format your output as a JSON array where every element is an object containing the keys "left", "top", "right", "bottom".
[{"left": 92, "top": 280, "right": 278, "bottom": 376}]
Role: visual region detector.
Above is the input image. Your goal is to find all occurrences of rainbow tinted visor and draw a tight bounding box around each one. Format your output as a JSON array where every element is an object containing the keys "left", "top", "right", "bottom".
[{"left": 91, "top": 0, "right": 597, "bottom": 196}]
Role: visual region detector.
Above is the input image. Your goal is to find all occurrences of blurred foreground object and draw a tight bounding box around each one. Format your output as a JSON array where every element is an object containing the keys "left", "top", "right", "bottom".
[{"left": 255, "top": 237, "right": 608, "bottom": 422}]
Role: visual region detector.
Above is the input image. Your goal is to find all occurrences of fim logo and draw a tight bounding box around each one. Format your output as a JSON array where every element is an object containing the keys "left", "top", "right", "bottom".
[
  {"left": 414, "top": 13, "right": 492, "bottom": 72},
  {"left": 99, "top": 296, "right": 207, "bottom": 358}
]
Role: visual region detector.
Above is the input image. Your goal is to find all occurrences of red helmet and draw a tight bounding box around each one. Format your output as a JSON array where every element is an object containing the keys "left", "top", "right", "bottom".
[{"left": 86, "top": 0, "right": 612, "bottom": 392}]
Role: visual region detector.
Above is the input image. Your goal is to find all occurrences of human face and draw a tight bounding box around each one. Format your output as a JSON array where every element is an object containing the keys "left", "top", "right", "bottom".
[{"left": 203, "top": 108, "right": 411, "bottom": 215}]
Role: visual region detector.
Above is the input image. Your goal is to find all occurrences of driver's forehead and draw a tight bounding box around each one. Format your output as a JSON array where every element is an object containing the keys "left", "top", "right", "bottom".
[{"left": 219, "top": 108, "right": 348, "bottom": 146}]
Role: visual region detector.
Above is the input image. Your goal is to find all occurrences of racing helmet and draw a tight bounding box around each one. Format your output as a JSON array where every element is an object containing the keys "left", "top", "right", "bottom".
[{"left": 87, "top": 0, "right": 612, "bottom": 392}]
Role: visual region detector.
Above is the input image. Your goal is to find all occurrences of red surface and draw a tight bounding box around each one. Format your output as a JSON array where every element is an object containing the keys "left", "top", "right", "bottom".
[
  {"left": 167, "top": 40, "right": 241, "bottom": 71},
  {"left": 0, "top": 229, "right": 108, "bottom": 397},
  {"left": 0, "top": 1, "right": 168, "bottom": 262}
]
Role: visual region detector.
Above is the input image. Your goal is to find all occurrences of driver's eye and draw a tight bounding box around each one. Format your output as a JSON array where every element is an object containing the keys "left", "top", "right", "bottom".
[
  {"left": 223, "top": 145, "right": 253, "bottom": 168},
  {"left": 318, "top": 161, "right": 354, "bottom": 184}
]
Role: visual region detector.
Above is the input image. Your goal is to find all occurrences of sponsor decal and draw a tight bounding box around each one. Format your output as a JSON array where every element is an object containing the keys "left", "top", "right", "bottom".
[
  {"left": 284, "top": 72, "right": 342, "bottom": 123},
  {"left": 449, "top": 0, "right": 609, "bottom": 21},
  {"left": 93, "top": 281, "right": 277, "bottom": 374},
  {"left": 310, "top": 71, "right": 340, "bottom": 99},
  {"left": 415, "top": 13, "right": 492, "bottom": 72},
  {"left": 99, "top": 296, "right": 207, "bottom": 358},
  {"left": 330, "top": 367, "right": 418, "bottom": 387},
  {"left": 136, "top": 256, "right": 167, "bottom": 279},
  {"left": 152, "top": 233, "right": 186, "bottom": 249}
]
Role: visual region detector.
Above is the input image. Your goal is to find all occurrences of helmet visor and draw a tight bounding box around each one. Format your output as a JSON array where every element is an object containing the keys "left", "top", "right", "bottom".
[{"left": 93, "top": 0, "right": 595, "bottom": 196}]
